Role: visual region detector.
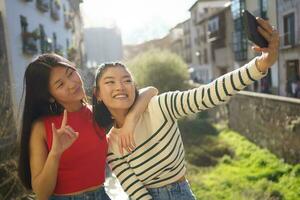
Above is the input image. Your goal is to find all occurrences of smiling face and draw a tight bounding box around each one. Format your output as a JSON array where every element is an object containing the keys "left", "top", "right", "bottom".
[
  {"left": 96, "top": 66, "right": 136, "bottom": 113},
  {"left": 48, "top": 66, "right": 85, "bottom": 110}
]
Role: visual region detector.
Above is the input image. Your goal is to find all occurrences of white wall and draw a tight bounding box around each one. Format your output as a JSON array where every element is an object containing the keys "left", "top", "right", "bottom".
[{"left": 4, "top": 0, "right": 73, "bottom": 114}]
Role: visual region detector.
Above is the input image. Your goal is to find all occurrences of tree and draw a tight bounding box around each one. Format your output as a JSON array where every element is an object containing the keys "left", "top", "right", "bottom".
[{"left": 127, "top": 49, "right": 190, "bottom": 93}]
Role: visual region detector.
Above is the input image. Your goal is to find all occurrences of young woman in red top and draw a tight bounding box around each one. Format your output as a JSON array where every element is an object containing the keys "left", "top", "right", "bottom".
[{"left": 18, "top": 53, "right": 157, "bottom": 200}]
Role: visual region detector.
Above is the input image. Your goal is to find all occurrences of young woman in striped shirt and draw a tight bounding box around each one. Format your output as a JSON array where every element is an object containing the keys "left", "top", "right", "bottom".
[{"left": 93, "top": 18, "right": 279, "bottom": 200}]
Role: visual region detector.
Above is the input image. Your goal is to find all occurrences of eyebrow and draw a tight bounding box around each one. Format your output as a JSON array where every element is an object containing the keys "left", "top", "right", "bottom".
[
  {"left": 103, "top": 75, "right": 131, "bottom": 80},
  {"left": 53, "top": 68, "right": 71, "bottom": 85}
]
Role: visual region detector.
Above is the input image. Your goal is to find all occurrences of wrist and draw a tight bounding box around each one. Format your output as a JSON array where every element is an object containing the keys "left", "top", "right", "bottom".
[
  {"left": 48, "top": 150, "right": 62, "bottom": 160},
  {"left": 255, "top": 57, "right": 267, "bottom": 74}
]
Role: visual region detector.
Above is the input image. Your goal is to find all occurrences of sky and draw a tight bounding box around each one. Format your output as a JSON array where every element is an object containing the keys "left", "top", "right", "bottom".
[{"left": 80, "top": 0, "right": 196, "bottom": 45}]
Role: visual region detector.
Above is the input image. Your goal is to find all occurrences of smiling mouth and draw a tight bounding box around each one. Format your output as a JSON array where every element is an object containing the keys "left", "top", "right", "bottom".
[{"left": 113, "top": 94, "right": 128, "bottom": 99}]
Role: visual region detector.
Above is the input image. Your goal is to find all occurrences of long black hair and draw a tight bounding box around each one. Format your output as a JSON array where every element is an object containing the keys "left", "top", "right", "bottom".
[
  {"left": 18, "top": 53, "right": 82, "bottom": 189},
  {"left": 93, "top": 62, "right": 138, "bottom": 129}
]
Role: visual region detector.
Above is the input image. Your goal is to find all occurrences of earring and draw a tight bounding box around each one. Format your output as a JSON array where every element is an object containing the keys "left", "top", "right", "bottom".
[
  {"left": 49, "top": 101, "right": 58, "bottom": 113},
  {"left": 97, "top": 98, "right": 102, "bottom": 103}
]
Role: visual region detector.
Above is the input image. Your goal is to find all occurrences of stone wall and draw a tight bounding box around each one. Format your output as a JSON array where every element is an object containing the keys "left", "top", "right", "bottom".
[{"left": 208, "top": 91, "right": 300, "bottom": 164}]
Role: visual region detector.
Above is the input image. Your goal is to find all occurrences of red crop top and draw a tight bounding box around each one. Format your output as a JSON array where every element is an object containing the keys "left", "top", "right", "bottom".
[{"left": 43, "top": 105, "right": 107, "bottom": 194}]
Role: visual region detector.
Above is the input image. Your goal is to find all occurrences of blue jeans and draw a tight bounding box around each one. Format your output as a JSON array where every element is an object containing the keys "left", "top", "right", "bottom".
[
  {"left": 49, "top": 187, "right": 111, "bottom": 200},
  {"left": 148, "top": 180, "right": 196, "bottom": 200}
]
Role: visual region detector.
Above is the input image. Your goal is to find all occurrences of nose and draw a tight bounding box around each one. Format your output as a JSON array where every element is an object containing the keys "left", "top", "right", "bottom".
[{"left": 115, "top": 81, "right": 125, "bottom": 91}]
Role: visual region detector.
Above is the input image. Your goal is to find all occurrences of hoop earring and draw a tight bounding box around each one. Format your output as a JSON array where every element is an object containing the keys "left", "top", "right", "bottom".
[{"left": 49, "top": 101, "right": 58, "bottom": 113}]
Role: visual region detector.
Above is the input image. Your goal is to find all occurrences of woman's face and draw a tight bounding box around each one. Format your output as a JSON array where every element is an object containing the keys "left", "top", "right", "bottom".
[
  {"left": 48, "top": 66, "right": 85, "bottom": 108},
  {"left": 97, "top": 66, "right": 136, "bottom": 112}
]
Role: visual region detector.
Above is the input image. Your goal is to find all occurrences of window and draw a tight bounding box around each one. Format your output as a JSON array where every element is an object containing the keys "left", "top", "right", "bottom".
[
  {"left": 20, "top": 15, "right": 38, "bottom": 55},
  {"left": 231, "top": 0, "right": 247, "bottom": 61},
  {"left": 283, "top": 13, "right": 295, "bottom": 46},
  {"left": 259, "top": 0, "right": 268, "bottom": 19},
  {"left": 208, "top": 16, "right": 219, "bottom": 33},
  {"left": 20, "top": 15, "right": 28, "bottom": 33},
  {"left": 231, "top": 0, "right": 245, "bottom": 20}
]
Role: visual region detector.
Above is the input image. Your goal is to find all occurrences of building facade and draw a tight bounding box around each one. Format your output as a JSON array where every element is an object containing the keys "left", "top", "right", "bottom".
[
  {"left": 189, "top": 0, "right": 229, "bottom": 83},
  {"left": 169, "top": 19, "right": 192, "bottom": 66},
  {"left": 84, "top": 26, "right": 123, "bottom": 67},
  {"left": 277, "top": 0, "right": 300, "bottom": 97},
  {"left": 208, "top": 5, "right": 235, "bottom": 78},
  {"left": 0, "top": 0, "right": 84, "bottom": 118}
]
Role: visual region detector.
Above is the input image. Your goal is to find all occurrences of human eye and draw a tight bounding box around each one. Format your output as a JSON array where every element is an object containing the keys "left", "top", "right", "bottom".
[
  {"left": 105, "top": 80, "right": 114, "bottom": 84},
  {"left": 56, "top": 82, "right": 63, "bottom": 89}
]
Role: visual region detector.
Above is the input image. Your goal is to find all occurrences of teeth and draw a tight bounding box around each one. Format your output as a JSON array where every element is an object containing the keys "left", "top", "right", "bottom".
[{"left": 114, "top": 94, "right": 127, "bottom": 98}]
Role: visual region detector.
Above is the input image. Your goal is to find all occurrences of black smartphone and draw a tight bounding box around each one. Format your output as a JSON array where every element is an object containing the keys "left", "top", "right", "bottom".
[{"left": 242, "top": 9, "right": 268, "bottom": 48}]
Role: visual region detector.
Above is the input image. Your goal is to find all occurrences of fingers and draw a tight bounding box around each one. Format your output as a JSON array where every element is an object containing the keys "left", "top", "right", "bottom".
[
  {"left": 269, "top": 30, "right": 280, "bottom": 49},
  {"left": 61, "top": 109, "right": 68, "bottom": 128},
  {"left": 258, "top": 26, "right": 272, "bottom": 42},
  {"left": 53, "top": 122, "right": 78, "bottom": 139},
  {"left": 256, "top": 17, "right": 272, "bottom": 33},
  {"left": 129, "top": 133, "right": 136, "bottom": 148},
  {"left": 51, "top": 123, "right": 57, "bottom": 135},
  {"left": 118, "top": 135, "right": 136, "bottom": 155},
  {"left": 118, "top": 138, "right": 124, "bottom": 155},
  {"left": 123, "top": 137, "right": 131, "bottom": 154},
  {"left": 64, "top": 125, "right": 79, "bottom": 139}
]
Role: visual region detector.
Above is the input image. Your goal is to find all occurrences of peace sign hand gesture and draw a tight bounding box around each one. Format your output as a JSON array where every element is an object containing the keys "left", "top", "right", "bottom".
[{"left": 50, "top": 110, "right": 79, "bottom": 156}]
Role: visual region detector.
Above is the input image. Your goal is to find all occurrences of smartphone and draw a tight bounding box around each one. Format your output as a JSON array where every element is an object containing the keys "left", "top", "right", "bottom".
[{"left": 242, "top": 9, "right": 268, "bottom": 48}]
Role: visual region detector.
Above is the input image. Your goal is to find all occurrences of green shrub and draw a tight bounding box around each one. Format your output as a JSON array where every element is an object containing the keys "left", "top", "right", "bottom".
[{"left": 126, "top": 49, "right": 190, "bottom": 92}]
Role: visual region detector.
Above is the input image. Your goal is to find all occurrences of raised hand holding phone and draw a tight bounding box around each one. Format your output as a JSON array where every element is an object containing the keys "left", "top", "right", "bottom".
[
  {"left": 243, "top": 10, "right": 279, "bottom": 73},
  {"left": 51, "top": 110, "right": 79, "bottom": 156},
  {"left": 243, "top": 10, "right": 268, "bottom": 48}
]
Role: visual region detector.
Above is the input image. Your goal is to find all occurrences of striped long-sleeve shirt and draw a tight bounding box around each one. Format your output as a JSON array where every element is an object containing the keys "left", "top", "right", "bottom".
[{"left": 107, "top": 58, "right": 266, "bottom": 200}]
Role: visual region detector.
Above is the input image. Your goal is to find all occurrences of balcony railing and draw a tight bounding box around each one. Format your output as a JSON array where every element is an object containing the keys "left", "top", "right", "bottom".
[
  {"left": 22, "top": 31, "right": 39, "bottom": 55},
  {"left": 64, "top": 12, "right": 74, "bottom": 29},
  {"left": 50, "top": 0, "right": 60, "bottom": 21},
  {"left": 36, "top": 0, "right": 49, "bottom": 12}
]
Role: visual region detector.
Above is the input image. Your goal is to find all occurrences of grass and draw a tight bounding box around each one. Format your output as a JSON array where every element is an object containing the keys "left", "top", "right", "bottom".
[{"left": 179, "top": 117, "right": 300, "bottom": 200}]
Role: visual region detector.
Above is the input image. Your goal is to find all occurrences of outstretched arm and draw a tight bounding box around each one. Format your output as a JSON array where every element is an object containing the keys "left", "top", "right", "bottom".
[{"left": 156, "top": 18, "right": 278, "bottom": 120}]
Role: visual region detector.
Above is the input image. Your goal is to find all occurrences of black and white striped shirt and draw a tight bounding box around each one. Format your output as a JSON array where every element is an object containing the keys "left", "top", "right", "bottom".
[{"left": 107, "top": 58, "right": 266, "bottom": 200}]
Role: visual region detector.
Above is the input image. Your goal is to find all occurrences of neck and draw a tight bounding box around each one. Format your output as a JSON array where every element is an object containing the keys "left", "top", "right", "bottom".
[
  {"left": 62, "top": 101, "right": 83, "bottom": 112},
  {"left": 110, "top": 109, "right": 129, "bottom": 128}
]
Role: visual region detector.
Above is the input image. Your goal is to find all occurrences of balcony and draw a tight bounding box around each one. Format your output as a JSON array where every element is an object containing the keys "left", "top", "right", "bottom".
[
  {"left": 36, "top": 0, "right": 49, "bottom": 12},
  {"left": 50, "top": 0, "right": 61, "bottom": 21},
  {"left": 64, "top": 12, "right": 74, "bottom": 29},
  {"left": 41, "top": 37, "right": 53, "bottom": 53},
  {"left": 22, "top": 31, "right": 39, "bottom": 55}
]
